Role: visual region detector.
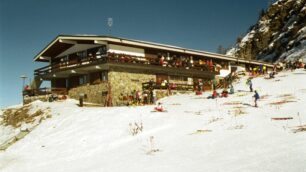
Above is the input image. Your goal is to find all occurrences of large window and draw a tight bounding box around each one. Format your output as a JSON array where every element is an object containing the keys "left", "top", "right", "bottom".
[
  {"left": 169, "top": 75, "right": 188, "bottom": 81},
  {"left": 77, "top": 50, "right": 87, "bottom": 60},
  {"left": 79, "top": 75, "right": 89, "bottom": 85}
]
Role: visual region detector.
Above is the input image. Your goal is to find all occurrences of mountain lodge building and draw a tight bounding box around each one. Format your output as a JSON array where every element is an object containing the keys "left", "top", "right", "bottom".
[{"left": 31, "top": 35, "right": 273, "bottom": 106}]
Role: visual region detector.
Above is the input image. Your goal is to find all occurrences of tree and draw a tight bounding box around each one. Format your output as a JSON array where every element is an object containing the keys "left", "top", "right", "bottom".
[
  {"left": 236, "top": 36, "right": 243, "bottom": 44},
  {"left": 259, "top": 8, "right": 266, "bottom": 20}
]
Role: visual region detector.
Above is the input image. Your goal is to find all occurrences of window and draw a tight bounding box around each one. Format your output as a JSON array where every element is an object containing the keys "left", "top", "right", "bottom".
[
  {"left": 66, "top": 79, "right": 69, "bottom": 88},
  {"left": 77, "top": 50, "right": 87, "bottom": 59},
  {"left": 79, "top": 75, "right": 88, "bottom": 85},
  {"left": 101, "top": 71, "right": 108, "bottom": 81},
  {"left": 96, "top": 45, "right": 107, "bottom": 58},
  {"left": 169, "top": 75, "right": 188, "bottom": 81}
]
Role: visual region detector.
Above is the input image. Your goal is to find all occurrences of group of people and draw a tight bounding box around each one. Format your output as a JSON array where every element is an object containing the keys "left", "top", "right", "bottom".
[
  {"left": 108, "top": 52, "right": 222, "bottom": 72},
  {"left": 207, "top": 85, "right": 235, "bottom": 99},
  {"left": 119, "top": 89, "right": 156, "bottom": 106},
  {"left": 206, "top": 79, "right": 259, "bottom": 107},
  {"left": 249, "top": 65, "right": 268, "bottom": 75},
  {"left": 282, "top": 59, "right": 305, "bottom": 71},
  {"left": 153, "top": 58, "right": 306, "bottom": 110}
]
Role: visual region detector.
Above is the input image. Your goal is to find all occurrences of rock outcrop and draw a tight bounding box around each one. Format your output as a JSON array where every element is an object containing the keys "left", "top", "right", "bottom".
[{"left": 227, "top": 0, "right": 306, "bottom": 62}]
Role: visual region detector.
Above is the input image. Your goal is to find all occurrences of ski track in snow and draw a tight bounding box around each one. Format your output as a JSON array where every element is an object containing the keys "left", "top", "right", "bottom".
[{"left": 0, "top": 69, "right": 306, "bottom": 172}]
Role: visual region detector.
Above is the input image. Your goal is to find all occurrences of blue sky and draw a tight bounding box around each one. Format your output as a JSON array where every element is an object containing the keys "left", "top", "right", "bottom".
[{"left": 0, "top": 0, "right": 272, "bottom": 108}]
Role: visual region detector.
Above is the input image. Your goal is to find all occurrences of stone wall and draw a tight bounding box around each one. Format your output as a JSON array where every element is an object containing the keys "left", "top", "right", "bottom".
[
  {"left": 65, "top": 71, "right": 196, "bottom": 106},
  {"left": 68, "top": 82, "right": 109, "bottom": 104},
  {"left": 24, "top": 95, "right": 49, "bottom": 104},
  {"left": 108, "top": 71, "right": 155, "bottom": 106}
]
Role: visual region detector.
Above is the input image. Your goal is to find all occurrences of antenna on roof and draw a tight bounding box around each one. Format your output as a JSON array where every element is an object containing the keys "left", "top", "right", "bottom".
[{"left": 107, "top": 17, "right": 113, "bottom": 35}]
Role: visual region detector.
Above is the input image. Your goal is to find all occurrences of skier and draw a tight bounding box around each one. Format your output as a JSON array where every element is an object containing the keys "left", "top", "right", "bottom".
[
  {"left": 229, "top": 85, "right": 234, "bottom": 94},
  {"left": 198, "top": 79, "right": 203, "bottom": 91},
  {"left": 253, "top": 90, "right": 260, "bottom": 107},
  {"left": 196, "top": 79, "right": 203, "bottom": 95},
  {"left": 246, "top": 78, "right": 253, "bottom": 92}
]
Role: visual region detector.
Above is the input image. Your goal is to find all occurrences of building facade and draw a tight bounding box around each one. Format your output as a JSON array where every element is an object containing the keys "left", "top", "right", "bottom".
[{"left": 32, "top": 35, "right": 273, "bottom": 106}]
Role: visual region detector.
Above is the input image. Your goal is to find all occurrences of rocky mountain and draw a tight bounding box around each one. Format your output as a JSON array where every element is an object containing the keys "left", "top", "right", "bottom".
[{"left": 227, "top": 0, "right": 306, "bottom": 62}]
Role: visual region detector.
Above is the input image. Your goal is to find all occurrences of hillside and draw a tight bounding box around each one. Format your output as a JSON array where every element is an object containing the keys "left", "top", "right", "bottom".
[
  {"left": 1, "top": 69, "right": 306, "bottom": 172},
  {"left": 227, "top": 0, "right": 306, "bottom": 62}
]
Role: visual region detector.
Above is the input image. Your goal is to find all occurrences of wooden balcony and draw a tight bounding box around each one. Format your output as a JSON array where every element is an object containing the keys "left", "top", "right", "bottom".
[
  {"left": 142, "top": 82, "right": 194, "bottom": 91},
  {"left": 34, "top": 53, "right": 219, "bottom": 78},
  {"left": 23, "top": 87, "right": 68, "bottom": 96}
]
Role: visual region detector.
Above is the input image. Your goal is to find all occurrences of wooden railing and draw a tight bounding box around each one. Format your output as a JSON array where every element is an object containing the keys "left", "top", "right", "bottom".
[
  {"left": 142, "top": 82, "right": 194, "bottom": 91},
  {"left": 34, "top": 53, "right": 217, "bottom": 76},
  {"left": 23, "top": 87, "right": 68, "bottom": 96}
]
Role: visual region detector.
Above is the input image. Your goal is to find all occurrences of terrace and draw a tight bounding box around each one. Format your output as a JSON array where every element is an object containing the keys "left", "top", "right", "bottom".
[{"left": 34, "top": 51, "right": 221, "bottom": 78}]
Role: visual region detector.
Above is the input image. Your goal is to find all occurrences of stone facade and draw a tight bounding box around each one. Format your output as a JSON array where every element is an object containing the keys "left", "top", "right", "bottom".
[
  {"left": 24, "top": 95, "right": 49, "bottom": 104},
  {"left": 68, "top": 82, "right": 109, "bottom": 104},
  {"left": 63, "top": 71, "right": 198, "bottom": 106},
  {"left": 108, "top": 71, "right": 155, "bottom": 106}
]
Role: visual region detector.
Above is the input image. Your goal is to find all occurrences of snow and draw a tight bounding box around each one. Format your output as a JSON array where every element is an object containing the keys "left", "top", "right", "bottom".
[
  {"left": 225, "top": 47, "right": 237, "bottom": 56},
  {"left": 261, "top": 52, "right": 277, "bottom": 61},
  {"left": 241, "top": 32, "right": 254, "bottom": 45},
  {"left": 1, "top": 70, "right": 306, "bottom": 172},
  {"left": 217, "top": 69, "right": 231, "bottom": 77},
  {"left": 280, "top": 40, "right": 306, "bottom": 62},
  {"left": 297, "top": 26, "right": 306, "bottom": 41}
]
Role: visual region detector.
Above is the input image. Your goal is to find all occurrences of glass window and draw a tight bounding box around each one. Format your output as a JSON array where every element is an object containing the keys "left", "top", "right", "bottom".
[
  {"left": 77, "top": 50, "right": 87, "bottom": 59},
  {"left": 79, "top": 75, "right": 88, "bottom": 85},
  {"left": 101, "top": 71, "right": 108, "bottom": 81}
]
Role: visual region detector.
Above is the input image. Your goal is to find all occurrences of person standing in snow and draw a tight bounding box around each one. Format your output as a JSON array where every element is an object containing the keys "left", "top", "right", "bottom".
[
  {"left": 263, "top": 65, "right": 266, "bottom": 74},
  {"left": 198, "top": 79, "right": 203, "bottom": 92},
  {"left": 247, "top": 78, "right": 253, "bottom": 92},
  {"left": 229, "top": 85, "right": 234, "bottom": 94},
  {"left": 253, "top": 90, "right": 260, "bottom": 107}
]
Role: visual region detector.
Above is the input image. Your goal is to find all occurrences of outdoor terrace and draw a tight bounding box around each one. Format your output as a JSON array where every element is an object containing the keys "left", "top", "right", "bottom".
[{"left": 34, "top": 52, "right": 220, "bottom": 77}]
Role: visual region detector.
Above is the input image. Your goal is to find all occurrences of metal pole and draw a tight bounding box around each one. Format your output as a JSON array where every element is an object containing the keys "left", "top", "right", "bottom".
[{"left": 20, "top": 75, "right": 28, "bottom": 105}]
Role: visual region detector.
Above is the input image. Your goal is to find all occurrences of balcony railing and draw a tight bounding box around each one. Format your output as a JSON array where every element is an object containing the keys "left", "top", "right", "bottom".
[
  {"left": 34, "top": 53, "right": 218, "bottom": 76},
  {"left": 142, "top": 82, "right": 194, "bottom": 91},
  {"left": 23, "top": 87, "right": 68, "bottom": 96}
]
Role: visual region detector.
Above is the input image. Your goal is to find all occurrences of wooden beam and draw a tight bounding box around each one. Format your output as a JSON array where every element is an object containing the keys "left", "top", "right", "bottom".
[
  {"left": 39, "top": 56, "right": 51, "bottom": 60},
  {"left": 59, "top": 39, "right": 77, "bottom": 44},
  {"left": 94, "top": 40, "right": 107, "bottom": 45}
]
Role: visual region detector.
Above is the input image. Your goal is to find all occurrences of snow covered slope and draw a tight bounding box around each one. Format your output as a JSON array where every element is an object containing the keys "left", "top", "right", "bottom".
[{"left": 1, "top": 70, "right": 306, "bottom": 172}]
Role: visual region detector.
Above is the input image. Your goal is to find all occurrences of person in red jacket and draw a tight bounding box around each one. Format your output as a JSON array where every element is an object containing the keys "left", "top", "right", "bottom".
[
  {"left": 221, "top": 89, "right": 229, "bottom": 98},
  {"left": 154, "top": 102, "right": 165, "bottom": 112},
  {"left": 207, "top": 89, "right": 218, "bottom": 99}
]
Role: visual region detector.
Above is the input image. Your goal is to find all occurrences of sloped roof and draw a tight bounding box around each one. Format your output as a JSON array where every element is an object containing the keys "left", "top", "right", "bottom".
[{"left": 33, "top": 35, "right": 273, "bottom": 67}]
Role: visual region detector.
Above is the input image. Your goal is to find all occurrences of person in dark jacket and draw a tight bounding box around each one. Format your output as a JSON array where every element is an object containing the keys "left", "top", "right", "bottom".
[
  {"left": 229, "top": 85, "right": 234, "bottom": 94},
  {"left": 247, "top": 79, "right": 253, "bottom": 92},
  {"left": 253, "top": 90, "right": 260, "bottom": 107}
]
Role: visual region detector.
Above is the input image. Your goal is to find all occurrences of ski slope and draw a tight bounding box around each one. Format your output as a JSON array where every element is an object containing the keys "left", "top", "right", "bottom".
[{"left": 1, "top": 69, "right": 306, "bottom": 172}]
